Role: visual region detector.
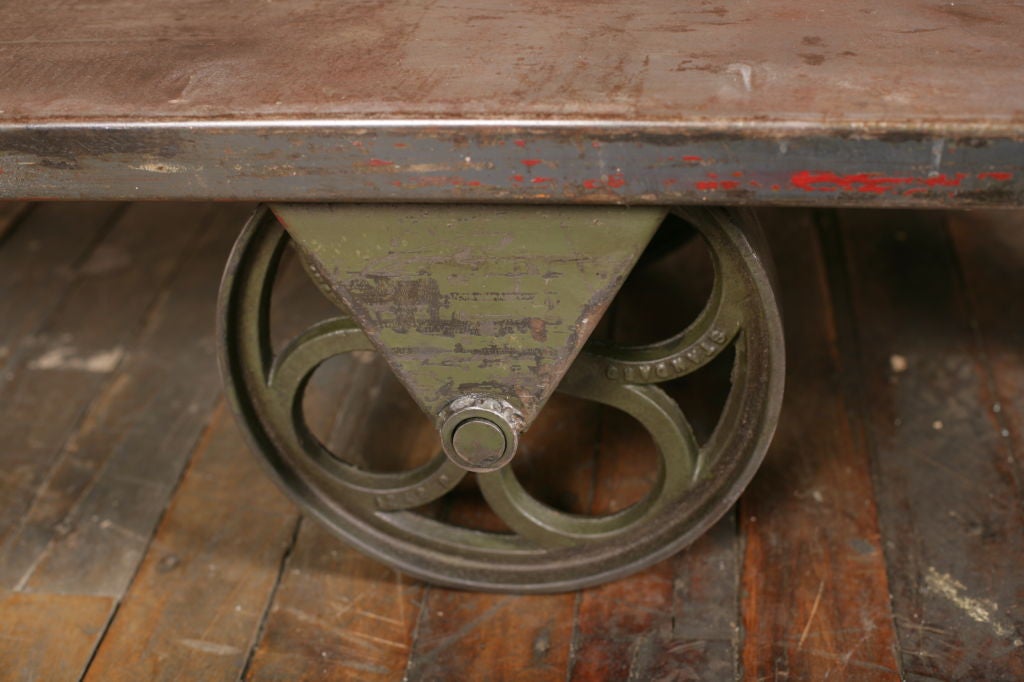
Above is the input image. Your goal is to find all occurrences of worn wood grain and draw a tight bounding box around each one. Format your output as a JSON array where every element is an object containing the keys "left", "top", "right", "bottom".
[
  {"left": 245, "top": 520, "right": 422, "bottom": 682},
  {"left": 0, "top": 590, "right": 113, "bottom": 682},
  {"left": 833, "top": 210, "right": 1024, "bottom": 679},
  {"left": 3, "top": 205, "right": 248, "bottom": 596},
  {"left": 79, "top": 401, "right": 298, "bottom": 682},
  {"left": 740, "top": 209, "right": 902, "bottom": 680},
  {"left": 0, "top": 202, "right": 120, "bottom": 373},
  {"left": 0, "top": 202, "right": 31, "bottom": 242},
  {"left": 0, "top": 203, "right": 207, "bottom": 559},
  {"left": 571, "top": 516, "right": 739, "bottom": 681},
  {"left": 948, "top": 211, "right": 1024, "bottom": 504}
]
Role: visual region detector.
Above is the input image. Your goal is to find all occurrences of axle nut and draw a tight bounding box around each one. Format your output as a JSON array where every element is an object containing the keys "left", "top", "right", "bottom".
[{"left": 438, "top": 395, "right": 522, "bottom": 472}]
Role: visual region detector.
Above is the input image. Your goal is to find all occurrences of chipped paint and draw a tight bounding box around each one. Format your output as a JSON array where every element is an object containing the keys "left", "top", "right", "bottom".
[
  {"left": 923, "top": 566, "right": 1012, "bottom": 638},
  {"left": 28, "top": 346, "right": 124, "bottom": 372},
  {"left": 790, "top": 170, "right": 971, "bottom": 195},
  {"left": 178, "top": 638, "right": 243, "bottom": 656},
  {"left": 696, "top": 180, "right": 740, "bottom": 191},
  {"left": 130, "top": 161, "right": 186, "bottom": 174}
]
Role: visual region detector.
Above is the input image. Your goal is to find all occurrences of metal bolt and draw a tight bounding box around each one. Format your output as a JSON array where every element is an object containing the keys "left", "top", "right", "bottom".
[
  {"left": 438, "top": 395, "right": 521, "bottom": 472},
  {"left": 452, "top": 419, "right": 507, "bottom": 468}
]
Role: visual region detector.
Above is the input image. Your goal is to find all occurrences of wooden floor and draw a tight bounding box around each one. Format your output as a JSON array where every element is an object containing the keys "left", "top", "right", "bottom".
[{"left": 0, "top": 202, "right": 1022, "bottom": 681}]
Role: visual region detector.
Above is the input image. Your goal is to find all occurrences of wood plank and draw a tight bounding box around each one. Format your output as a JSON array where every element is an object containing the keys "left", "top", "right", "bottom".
[
  {"left": 834, "top": 209, "right": 1024, "bottom": 679},
  {"left": 0, "top": 202, "right": 121, "bottom": 373},
  {"left": 244, "top": 521, "right": 422, "bottom": 682},
  {"left": 0, "top": 203, "right": 208, "bottom": 556},
  {"left": 570, "top": 517, "right": 739, "bottom": 681},
  {"left": 0, "top": 205, "right": 248, "bottom": 595},
  {"left": 79, "top": 403, "right": 299, "bottom": 682},
  {"left": 0, "top": 202, "right": 31, "bottom": 241},
  {"left": 0, "top": 590, "right": 113, "bottom": 682},
  {"left": 740, "top": 209, "right": 901, "bottom": 680},
  {"left": 948, "top": 210, "right": 1024, "bottom": 502}
]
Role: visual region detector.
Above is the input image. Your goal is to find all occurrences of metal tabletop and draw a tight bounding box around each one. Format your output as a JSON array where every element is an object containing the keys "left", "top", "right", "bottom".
[{"left": 2, "top": 0, "right": 1022, "bottom": 206}]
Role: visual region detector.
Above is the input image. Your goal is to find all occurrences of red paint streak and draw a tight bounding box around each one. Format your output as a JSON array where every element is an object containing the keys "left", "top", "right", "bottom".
[
  {"left": 925, "top": 173, "right": 966, "bottom": 187},
  {"left": 466, "top": 181, "right": 482, "bottom": 187},
  {"left": 368, "top": 158, "right": 393, "bottom": 167},
  {"left": 391, "top": 180, "right": 403, "bottom": 187},
  {"left": 748, "top": 180, "right": 762, "bottom": 188},
  {"left": 791, "top": 171, "right": 903, "bottom": 193},
  {"left": 902, "top": 188, "right": 929, "bottom": 196},
  {"left": 663, "top": 178, "right": 679, "bottom": 187},
  {"left": 514, "top": 140, "right": 527, "bottom": 148},
  {"left": 682, "top": 155, "right": 702, "bottom": 162},
  {"left": 581, "top": 174, "right": 627, "bottom": 190},
  {"left": 531, "top": 176, "right": 554, "bottom": 184},
  {"left": 698, "top": 171, "right": 741, "bottom": 190},
  {"left": 592, "top": 141, "right": 602, "bottom": 149},
  {"left": 791, "top": 170, "right": 969, "bottom": 195},
  {"left": 771, "top": 185, "right": 781, "bottom": 191},
  {"left": 522, "top": 159, "right": 543, "bottom": 168},
  {"left": 512, "top": 174, "right": 525, "bottom": 183},
  {"left": 393, "top": 143, "right": 408, "bottom": 148},
  {"left": 978, "top": 171, "right": 1013, "bottom": 181},
  {"left": 732, "top": 171, "right": 744, "bottom": 178}
]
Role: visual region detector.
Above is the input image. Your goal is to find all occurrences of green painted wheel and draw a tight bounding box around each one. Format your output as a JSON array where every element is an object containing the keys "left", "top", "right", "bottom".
[{"left": 218, "top": 206, "right": 784, "bottom": 593}]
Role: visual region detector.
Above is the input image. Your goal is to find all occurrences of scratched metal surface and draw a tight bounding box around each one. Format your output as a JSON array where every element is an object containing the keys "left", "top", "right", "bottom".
[{"left": 1, "top": 0, "right": 1023, "bottom": 205}]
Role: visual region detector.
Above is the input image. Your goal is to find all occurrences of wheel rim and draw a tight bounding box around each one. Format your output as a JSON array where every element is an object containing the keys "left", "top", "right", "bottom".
[{"left": 218, "top": 205, "right": 784, "bottom": 592}]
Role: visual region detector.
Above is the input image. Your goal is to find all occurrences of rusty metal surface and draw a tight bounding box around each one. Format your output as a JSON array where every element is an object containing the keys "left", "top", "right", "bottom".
[
  {"left": 274, "top": 204, "right": 663, "bottom": 428},
  {"left": 2, "top": 124, "right": 1022, "bottom": 206},
  {"left": 3, "top": 0, "right": 1023, "bottom": 125},
  {"left": 1, "top": 0, "right": 1023, "bottom": 205}
]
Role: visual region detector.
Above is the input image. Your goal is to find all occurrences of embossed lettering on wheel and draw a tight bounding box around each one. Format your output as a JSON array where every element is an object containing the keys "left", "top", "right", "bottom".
[{"left": 217, "top": 206, "right": 784, "bottom": 593}]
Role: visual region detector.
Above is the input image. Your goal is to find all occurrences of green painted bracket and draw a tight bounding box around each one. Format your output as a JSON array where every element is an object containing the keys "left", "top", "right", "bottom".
[{"left": 273, "top": 204, "right": 665, "bottom": 430}]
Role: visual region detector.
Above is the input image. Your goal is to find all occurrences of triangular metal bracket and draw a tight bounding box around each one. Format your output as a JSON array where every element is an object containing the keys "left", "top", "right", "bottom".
[{"left": 273, "top": 204, "right": 664, "bottom": 433}]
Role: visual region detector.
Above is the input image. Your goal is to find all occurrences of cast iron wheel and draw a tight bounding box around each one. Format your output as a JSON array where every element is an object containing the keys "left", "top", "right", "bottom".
[{"left": 217, "top": 205, "right": 784, "bottom": 593}]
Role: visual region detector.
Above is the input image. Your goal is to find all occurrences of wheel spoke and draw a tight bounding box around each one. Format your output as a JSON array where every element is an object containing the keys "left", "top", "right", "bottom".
[
  {"left": 478, "top": 363, "right": 699, "bottom": 548},
  {"left": 264, "top": 317, "right": 465, "bottom": 511},
  {"left": 585, "top": 208, "right": 755, "bottom": 384}
]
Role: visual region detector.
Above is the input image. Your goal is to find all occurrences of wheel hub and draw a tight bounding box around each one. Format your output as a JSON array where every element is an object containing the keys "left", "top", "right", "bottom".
[{"left": 438, "top": 395, "right": 522, "bottom": 472}]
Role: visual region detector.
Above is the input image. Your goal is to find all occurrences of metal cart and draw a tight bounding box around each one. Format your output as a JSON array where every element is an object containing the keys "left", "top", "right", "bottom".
[{"left": 3, "top": 0, "right": 1021, "bottom": 592}]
